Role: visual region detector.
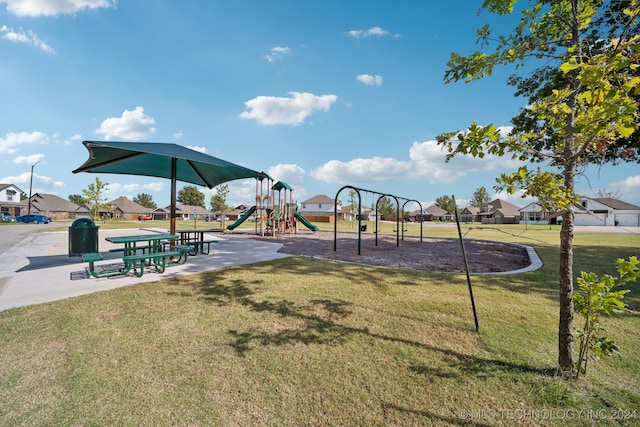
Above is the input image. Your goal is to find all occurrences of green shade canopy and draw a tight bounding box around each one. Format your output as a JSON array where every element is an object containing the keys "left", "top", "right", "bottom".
[
  {"left": 73, "top": 140, "right": 266, "bottom": 235},
  {"left": 272, "top": 181, "right": 293, "bottom": 191},
  {"left": 73, "top": 140, "right": 265, "bottom": 188}
]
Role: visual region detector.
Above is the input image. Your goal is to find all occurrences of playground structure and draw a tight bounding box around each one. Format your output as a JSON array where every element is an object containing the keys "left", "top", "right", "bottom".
[
  {"left": 226, "top": 175, "right": 318, "bottom": 236},
  {"left": 333, "top": 185, "right": 424, "bottom": 255}
]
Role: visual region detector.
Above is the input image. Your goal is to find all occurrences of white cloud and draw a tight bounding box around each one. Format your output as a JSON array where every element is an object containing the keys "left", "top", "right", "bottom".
[
  {"left": 608, "top": 175, "right": 640, "bottom": 204},
  {"left": 61, "top": 134, "right": 82, "bottom": 146},
  {"left": 94, "top": 106, "right": 156, "bottom": 140},
  {"left": 204, "top": 179, "right": 259, "bottom": 208},
  {"left": 173, "top": 130, "right": 183, "bottom": 139},
  {"left": 312, "top": 157, "right": 414, "bottom": 184},
  {"left": 0, "top": 131, "right": 48, "bottom": 154},
  {"left": 409, "top": 139, "right": 521, "bottom": 182},
  {"left": 616, "top": 175, "right": 640, "bottom": 189},
  {"left": 1, "top": 0, "right": 115, "bottom": 17},
  {"left": 187, "top": 146, "right": 207, "bottom": 154},
  {"left": 1, "top": 171, "right": 63, "bottom": 192},
  {"left": 1, "top": 25, "right": 55, "bottom": 53},
  {"left": 312, "top": 139, "right": 522, "bottom": 186},
  {"left": 266, "top": 46, "right": 291, "bottom": 62},
  {"left": 239, "top": 92, "right": 337, "bottom": 126},
  {"left": 268, "top": 164, "right": 306, "bottom": 196},
  {"left": 492, "top": 189, "right": 536, "bottom": 206},
  {"left": 13, "top": 153, "right": 44, "bottom": 164},
  {"left": 356, "top": 74, "right": 383, "bottom": 86},
  {"left": 104, "top": 181, "right": 166, "bottom": 200},
  {"left": 346, "top": 26, "right": 400, "bottom": 39}
]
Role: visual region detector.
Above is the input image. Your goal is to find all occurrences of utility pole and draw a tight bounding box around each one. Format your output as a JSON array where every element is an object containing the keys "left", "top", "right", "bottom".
[{"left": 27, "top": 161, "right": 40, "bottom": 220}]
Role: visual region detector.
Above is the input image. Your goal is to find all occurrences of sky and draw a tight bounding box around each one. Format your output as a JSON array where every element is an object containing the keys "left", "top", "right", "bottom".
[{"left": 1, "top": 0, "right": 639, "bottom": 211}]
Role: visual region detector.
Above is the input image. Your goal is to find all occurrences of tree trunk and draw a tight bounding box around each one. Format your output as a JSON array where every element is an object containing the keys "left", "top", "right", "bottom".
[
  {"left": 558, "top": 208, "right": 575, "bottom": 371},
  {"left": 557, "top": 0, "right": 580, "bottom": 374}
]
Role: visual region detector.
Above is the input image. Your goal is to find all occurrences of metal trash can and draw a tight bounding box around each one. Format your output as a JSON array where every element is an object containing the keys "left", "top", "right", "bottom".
[{"left": 68, "top": 217, "right": 99, "bottom": 257}]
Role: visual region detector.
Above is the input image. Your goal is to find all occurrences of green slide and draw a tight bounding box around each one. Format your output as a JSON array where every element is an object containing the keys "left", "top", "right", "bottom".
[
  {"left": 227, "top": 205, "right": 257, "bottom": 230},
  {"left": 294, "top": 212, "right": 319, "bottom": 231}
]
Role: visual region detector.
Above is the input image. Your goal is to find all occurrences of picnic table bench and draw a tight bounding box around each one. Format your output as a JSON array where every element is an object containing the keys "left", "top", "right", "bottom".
[
  {"left": 83, "top": 245, "right": 193, "bottom": 278},
  {"left": 83, "top": 233, "right": 194, "bottom": 278},
  {"left": 123, "top": 250, "right": 182, "bottom": 277}
]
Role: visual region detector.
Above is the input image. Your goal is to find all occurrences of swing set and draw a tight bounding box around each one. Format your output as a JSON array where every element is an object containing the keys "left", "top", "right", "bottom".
[
  {"left": 333, "top": 185, "right": 424, "bottom": 255},
  {"left": 333, "top": 186, "right": 479, "bottom": 333}
]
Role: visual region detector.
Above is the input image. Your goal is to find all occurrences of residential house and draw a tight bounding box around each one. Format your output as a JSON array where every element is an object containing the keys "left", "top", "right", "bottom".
[
  {"left": 519, "top": 202, "right": 560, "bottom": 225},
  {"left": 226, "top": 204, "right": 252, "bottom": 221},
  {"left": 108, "top": 196, "right": 154, "bottom": 221},
  {"left": 573, "top": 197, "right": 640, "bottom": 226},
  {"left": 459, "top": 206, "right": 481, "bottom": 223},
  {"left": 28, "top": 193, "right": 80, "bottom": 220},
  {"left": 299, "top": 194, "right": 340, "bottom": 223},
  {"left": 406, "top": 210, "right": 421, "bottom": 222},
  {"left": 0, "top": 183, "right": 25, "bottom": 217},
  {"left": 74, "top": 204, "right": 92, "bottom": 218},
  {"left": 478, "top": 199, "right": 521, "bottom": 224},
  {"left": 422, "top": 205, "right": 450, "bottom": 222},
  {"left": 173, "top": 204, "right": 210, "bottom": 221}
]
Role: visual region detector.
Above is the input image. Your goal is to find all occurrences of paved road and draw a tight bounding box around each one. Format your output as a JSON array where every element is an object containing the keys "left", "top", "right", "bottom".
[{"left": 0, "top": 222, "right": 69, "bottom": 255}]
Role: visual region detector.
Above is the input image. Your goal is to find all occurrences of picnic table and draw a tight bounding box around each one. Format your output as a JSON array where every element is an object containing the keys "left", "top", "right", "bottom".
[
  {"left": 106, "top": 233, "right": 177, "bottom": 256},
  {"left": 83, "top": 233, "right": 190, "bottom": 278},
  {"left": 175, "top": 229, "right": 219, "bottom": 255}
]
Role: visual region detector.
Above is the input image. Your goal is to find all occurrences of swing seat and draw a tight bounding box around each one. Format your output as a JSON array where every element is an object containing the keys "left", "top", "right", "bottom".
[{"left": 360, "top": 225, "right": 367, "bottom": 232}]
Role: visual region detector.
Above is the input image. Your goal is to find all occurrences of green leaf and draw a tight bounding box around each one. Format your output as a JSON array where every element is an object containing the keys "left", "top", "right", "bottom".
[{"left": 559, "top": 60, "right": 580, "bottom": 74}]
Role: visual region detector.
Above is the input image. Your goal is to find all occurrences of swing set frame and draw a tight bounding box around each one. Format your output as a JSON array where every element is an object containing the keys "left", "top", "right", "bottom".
[{"left": 333, "top": 185, "right": 424, "bottom": 255}]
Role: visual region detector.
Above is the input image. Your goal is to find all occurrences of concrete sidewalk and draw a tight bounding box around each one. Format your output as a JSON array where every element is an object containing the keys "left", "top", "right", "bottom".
[{"left": 0, "top": 228, "right": 290, "bottom": 312}]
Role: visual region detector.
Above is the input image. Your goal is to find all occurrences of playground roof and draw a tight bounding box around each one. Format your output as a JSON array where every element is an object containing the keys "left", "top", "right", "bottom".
[
  {"left": 73, "top": 140, "right": 265, "bottom": 235},
  {"left": 73, "top": 140, "right": 265, "bottom": 188},
  {"left": 272, "top": 181, "right": 293, "bottom": 191}
]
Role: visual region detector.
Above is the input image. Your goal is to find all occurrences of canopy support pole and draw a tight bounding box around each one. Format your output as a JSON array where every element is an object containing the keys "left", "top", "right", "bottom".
[{"left": 170, "top": 157, "right": 177, "bottom": 237}]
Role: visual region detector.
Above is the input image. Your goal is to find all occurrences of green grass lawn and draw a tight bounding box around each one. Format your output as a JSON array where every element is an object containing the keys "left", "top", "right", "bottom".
[{"left": 1, "top": 222, "right": 638, "bottom": 425}]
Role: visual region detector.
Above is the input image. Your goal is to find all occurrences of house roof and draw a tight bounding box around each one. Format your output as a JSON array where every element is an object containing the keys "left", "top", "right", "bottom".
[
  {"left": 0, "top": 183, "right": 25, "bottom": 194},
  {"left": 480, "top": 199, "right": 521, "bottom": 216},
  {"left": 426, "top": 205, "right": 448, "bottom": 215},
  {"left": 461, "top": 206, "right": 480, "bottom": 214},
  {"left": 591, "top": 197, "right": 640, "bottom": 210},
  {"left": 302, "top": 194, "right": 334, "bottom": 204},
  {"left": 30, "top": 193, "right": 79, "bottom": 213},
  {"left": 109, "top": 196, "right": 153, "bottom": 214}
]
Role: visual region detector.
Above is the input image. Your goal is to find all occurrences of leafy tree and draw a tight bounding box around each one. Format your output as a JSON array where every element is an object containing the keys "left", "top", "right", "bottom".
[
  {"left": 435, "top": 195, "right": 456, "bottom": 214},
  {"left": 210, "top": 184, "right": 229, "bottom": 215},
  {"left": 574, "top": 256, "right": 639, "bottom": 377},
  {"left": 68, "top": 194, "right": 87, "bottom": 205},
  {"left": 470, "top": 186, "right": 491, "bottom": 208},
  {"left": 346, "top": 190, "right": 358, "bottom": 225},
  {"left": 133, "top": 193, "right": 157, "bottom": 209},
  {"left": 81, "top": 177, "right": 109, "bottom": 220},
  {"left": 436, "top": 0, "right": 639, "bottom": 373},
  {"left": 507, "top": 1, "right": 640, "bottom": 165},
  {"left": 376, "top": 196, "right": 396, "bottom": 220},
  {"left": 177, "top": 185, "right": 205, "bottom": 208}
]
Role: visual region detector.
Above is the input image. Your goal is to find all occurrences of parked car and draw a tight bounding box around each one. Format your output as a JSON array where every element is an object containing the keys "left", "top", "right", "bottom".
[
  {"left": 1, "top": 212, "right": 15, "bottom": 222},
  {"left": 138, "top": 214, "right": 152, "bottom": 221},
  {"left": 15, "top": 214, "right": 52, "bottom": 224}
]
